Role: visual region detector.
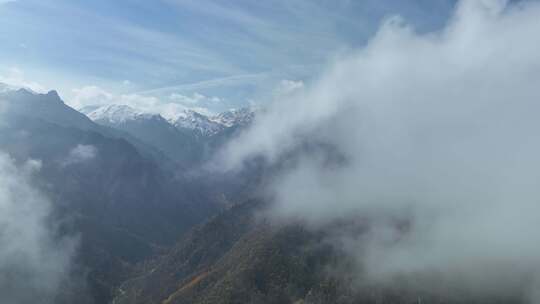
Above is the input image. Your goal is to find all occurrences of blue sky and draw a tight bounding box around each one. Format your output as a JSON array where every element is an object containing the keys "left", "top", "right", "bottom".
[{"left": 0, "top": 0, "right": 455, "bottom": 113}]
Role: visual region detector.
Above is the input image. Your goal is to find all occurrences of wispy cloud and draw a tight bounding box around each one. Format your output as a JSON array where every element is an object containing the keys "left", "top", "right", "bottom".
[
  {"left": 0, "top": 67, "right": 48, "bottom": 93},
  {"left": 0, "top": 0, "right": 453, "bottom": 109},
  {"left": 169, "top": 92, "right": 221, "bottom": 104},
  {"left": 0, "top": 152, "right": 76, "bottom": 303},
  {"left": 137, "top": 72, "right": 269, "bottom": 95},
  {"left": 71, "top": 84, "right": 218, "bottom": 118}
]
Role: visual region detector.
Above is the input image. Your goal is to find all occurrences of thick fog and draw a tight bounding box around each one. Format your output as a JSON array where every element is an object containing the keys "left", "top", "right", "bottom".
[
  {"left": 0, "top": 152, "right": 76, "bottom": 303},
  {"left": 219, "top": 0, "right": 540, "bottom": 300}
]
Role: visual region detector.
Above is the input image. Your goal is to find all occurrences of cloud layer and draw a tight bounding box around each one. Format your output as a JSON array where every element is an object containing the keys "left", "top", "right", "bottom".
[
  {"left": 0, "top": 67, "right": 48, "bottom": 94},
  {"left": 70, "top": 85, "right": 218, "bottom": 118},
  {"left": 219, "top": 0, "right": 540, "bottom": 300}
]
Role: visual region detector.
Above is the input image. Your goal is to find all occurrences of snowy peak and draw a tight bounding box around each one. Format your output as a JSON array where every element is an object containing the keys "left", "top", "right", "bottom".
[
  {"left": 82, "top": 103, "right": 255, "bottom": 137},
  {"left": 169, "top": 108, "right": 255, "bottom": 136},
  {"left": 168, "top": 110, "right": 224, "bottom": 136},
  {"left": 210, "top": 108, "right": 254, "bottom": 128},
  {"left": 86, "top": 104, "right": 163, "bottom": 124}
]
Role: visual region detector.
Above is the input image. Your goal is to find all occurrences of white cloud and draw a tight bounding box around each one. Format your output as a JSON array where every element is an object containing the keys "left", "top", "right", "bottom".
[
  {"left": 169, "top": 92, "right": 222, "bottom": 104},
  {"left": 117, "top": 93, "right": 160, "bottom": 110},
  {"left": 0, "top": 67, "right": 48, "bottom": 94},
  {"left": 116, "top": 93, "right": 216, "bottom": 118},
  {"left": 274, "top": 79, "right": 305, "bottom": 96},
  {"left": 217, "top": 0, "right": 540, "bottom": 300},
  {"left": 70, "top": 85, "right": 159, "bottom": 111},
  {"left": 138, "top": 72, "right": 268, "bottom": 95},
  {"left": 70, "top": 85, "right": 114, "bottom": 109},
  {"left": 22, "top": 159, "right": 42, "bottom": 173},
  {"left": 64, "top": 144, "right": 97, "bottom": 165},
  {"left": 170, "top": 92, "right": 206, "bottom": 104},
  {"left": 0, "top": 152, "right": 76, "bottom": 303}
]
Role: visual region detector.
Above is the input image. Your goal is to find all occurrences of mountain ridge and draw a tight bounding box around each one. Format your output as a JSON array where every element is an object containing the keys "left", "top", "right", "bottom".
[
  {"left": 82, "top": 103, "right": 255, "bottom": 137},
  {"left": 0, "top": 86, "right": 224, "bottom": 303}
]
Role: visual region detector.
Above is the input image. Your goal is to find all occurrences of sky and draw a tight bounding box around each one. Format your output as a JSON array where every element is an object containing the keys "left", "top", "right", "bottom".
[{"left": 0, "top": 0, "right": 455, "bottom": 113}]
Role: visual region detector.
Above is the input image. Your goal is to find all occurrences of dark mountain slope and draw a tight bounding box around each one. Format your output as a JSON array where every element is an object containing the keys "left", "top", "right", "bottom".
[
  {"left": 0, "top": 90, "right": 222, "bottom": 303},
  {"left": 112, "top": 201, "right": 338, "bottom": 304},
  {"left": 0, "top": 114, "right": 219, "bottom": 303},
  {"left": 1, "top": 88, "right": 174, "bottom": 168},
  {"left": 112, "top": 201, "right": 264, "bottom": 304},
  {"left": 113, "top": 198, "right": 525, "bottom": 304},
  {"left": 84, "top": 104, "right": 202, "bottom": 165},
  {"left": 83, "top": 104, "right": 256, "bottom": 167},
  {"left": 0, "top": 114, "right": 211, "bottom": 242},
  {"left": 1, "top": 89, "right": 96, "bottom": 130}
]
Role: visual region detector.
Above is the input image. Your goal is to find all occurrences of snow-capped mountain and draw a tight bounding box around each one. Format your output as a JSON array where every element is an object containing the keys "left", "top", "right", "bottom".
[
  {"left": 168, "top": 110, "right": 224, "bottom": 137},
  {"left": 210, "top": 108, "right": 254, "bottom": 128},
  {"left": 168, "top": 107, "right": 255, "bottom": 136},
  {"left": 82, "top": 104, "right": 203, "bottom": 164},
  {"left": 84, "top": 104, "right": 163, "bottom": 124},
  {"left": 83, "top": 103, "right": 255, "bottom": 138}
]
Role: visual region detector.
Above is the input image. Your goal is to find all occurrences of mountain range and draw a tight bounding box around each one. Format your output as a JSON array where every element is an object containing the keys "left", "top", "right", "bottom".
[
  {"left": 82, "top": 104, "right": 254, "bottom": 137},
  {"left": 79, "top": 103, "right": 254, "bottom": 165},
  {"left": 0, "top": 84, "right": 521, "bottom": 304},
  {"left": 0, "top": 86, "right": 232, "bottom": 303}
]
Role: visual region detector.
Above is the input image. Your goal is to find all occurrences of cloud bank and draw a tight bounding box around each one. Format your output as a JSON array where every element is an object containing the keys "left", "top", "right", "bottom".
[
  {"left": 219, "top": 0, "right": 540, "bottom": 300},
  {"left": 0, "top": 67, "right": 48, "bottom": 94},
  {"left": 0, "top": 152, "right": 76, "bottom": 304},
  {"left": 70, "top": 85, "right": 218, "bottom": 118}
]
